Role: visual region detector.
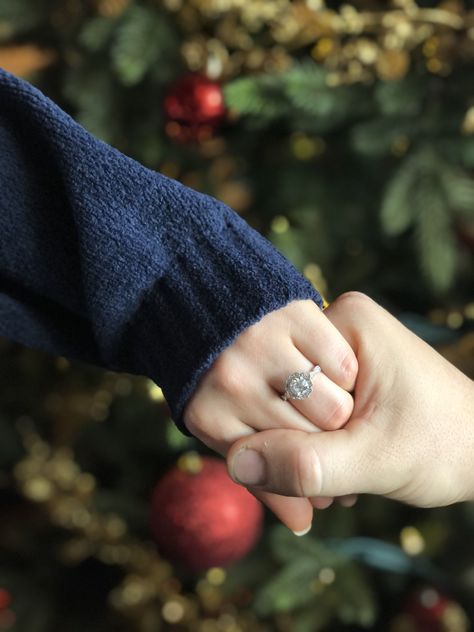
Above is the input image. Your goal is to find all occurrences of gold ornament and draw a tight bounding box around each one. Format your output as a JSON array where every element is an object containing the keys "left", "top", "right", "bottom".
[{"left": 376, "top": 49, "right": 410, "bottom": 80}]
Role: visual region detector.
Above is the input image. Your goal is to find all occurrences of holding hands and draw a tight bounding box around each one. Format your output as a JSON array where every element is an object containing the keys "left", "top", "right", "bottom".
[
  {"left": 184, "top": 292, "right": 474, "bottom": 529},
  {"left": 183, "top": 297, "right": 359, "bottom": 534},
  {"left": 228, "top": 292, "right": 474, "bottom": 509}
]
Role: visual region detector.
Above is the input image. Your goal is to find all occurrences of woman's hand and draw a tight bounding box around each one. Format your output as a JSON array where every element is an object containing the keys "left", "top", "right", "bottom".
[
  {"left": 182, "top": 298, "right": 359, "bottom": 533},
  {"left": 226, "top": 292, "right": 474, "bottom": 508}
]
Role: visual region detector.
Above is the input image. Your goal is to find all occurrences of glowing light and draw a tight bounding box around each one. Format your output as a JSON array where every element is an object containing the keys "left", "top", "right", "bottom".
[
  {"left": 271, "top": 215, "right": 289, "bottom": 234},
  {"left": 162, "top": 600, "right": 185, "bottom": 623},
  {"left": 23, "top": 477, "right": 53, "bottom": 502},
  {"left": 178, "top": 451, "right": 203, "bottom": 474},
  {"left": 400, "top": 526, "right": 425, "bottom": 555},
  {"left": 446, "top": 312, "right": 463, "bottom": 329},
  {"left": 319, "top": 567, "right": 336, "bottom": 584},
  {"left": 206, "top": 567, "right": 226, "bottom": 586},
  {"left": 420, "top": 587, "right": 439, "bottom": 608}
]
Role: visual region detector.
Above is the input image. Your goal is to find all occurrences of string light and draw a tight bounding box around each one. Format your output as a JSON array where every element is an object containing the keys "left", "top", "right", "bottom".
[
  {"left": 319, "top": 567, "right": 336, "bottom": 584},
  {"left": 162, "top": 599, "right": 185, "bottom": 623},
  {"left": 177, "top": 450, "right": 203, "bottom": 473},
  {"left": 206, "top": 567, "right": 226, "bottom": 586},
  {"left": 400, "top": 526, "right": 425, "bottom": 555},
  {"left": 446, "top": 312, "right": 464, "bottom": 329}
]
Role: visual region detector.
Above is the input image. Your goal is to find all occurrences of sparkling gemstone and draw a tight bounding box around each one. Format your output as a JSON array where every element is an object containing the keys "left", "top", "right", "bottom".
[{"left": 285, "top": 372, "right": 313, "bottom": 399}]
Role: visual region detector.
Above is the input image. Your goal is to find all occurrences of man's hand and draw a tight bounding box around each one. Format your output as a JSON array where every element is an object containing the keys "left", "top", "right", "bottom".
[{"left": 226, "top": 293, "right": 474, "bottom": 508}]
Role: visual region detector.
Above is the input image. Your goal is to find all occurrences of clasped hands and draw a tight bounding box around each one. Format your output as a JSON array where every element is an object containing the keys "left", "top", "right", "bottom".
[{"left": 183, "top": 292, "right": 474, "bottom": 534}]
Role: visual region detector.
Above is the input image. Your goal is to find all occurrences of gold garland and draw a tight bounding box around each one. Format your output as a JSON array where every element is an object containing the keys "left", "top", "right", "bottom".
[
  {"left": 13, "top": 422, "right": 264, "bottom": 631},
  {"left": 155, "top": 0, "right": 474, "bottom": 83}
]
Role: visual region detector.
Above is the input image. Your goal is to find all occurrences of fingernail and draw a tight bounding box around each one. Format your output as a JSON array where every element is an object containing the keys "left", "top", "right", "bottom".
[
  {"left": 232, "top": 448, "right": 266, "bottom": 486},
  {"left": 292, "top": 524, "right": 312, "bottom": 537}
]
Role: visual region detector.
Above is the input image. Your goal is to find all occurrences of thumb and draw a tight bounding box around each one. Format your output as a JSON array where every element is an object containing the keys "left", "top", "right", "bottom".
[{"left": 227, "top": 426, "right": 384, "bottom": 498}]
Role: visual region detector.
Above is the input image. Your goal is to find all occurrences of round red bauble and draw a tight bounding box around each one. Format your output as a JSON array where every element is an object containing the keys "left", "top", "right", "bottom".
[
  {"left": 0, "top": 589, "right": 11, "bottom": 610},
  {"left": 402, "top": 586, "right": 468, "bottom": 631},
  {"left": 164, "top": 73, "right": 226, "bottom": 142},
  {"left": 150, "top": 454, "right": 264, "bottom": 571}
]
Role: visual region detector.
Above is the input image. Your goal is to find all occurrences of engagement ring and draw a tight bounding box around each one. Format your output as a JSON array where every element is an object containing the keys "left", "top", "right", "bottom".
[{"left": 280, "top": 365, "right": 321, "bottom": 401}]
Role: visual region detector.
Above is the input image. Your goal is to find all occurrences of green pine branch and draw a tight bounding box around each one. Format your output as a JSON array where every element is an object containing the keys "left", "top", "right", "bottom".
[
  {"left": 224, "top": 64, "right": 369, "bottom": 130},
  {"left": 415, "top": 174, "right": 458, "bottom": 293},
  {"left": 110, "top": 5, "right": 177, "bottom": 86},
  {"left": 381, "top": 148, "right": 465, "bottom": 292}
]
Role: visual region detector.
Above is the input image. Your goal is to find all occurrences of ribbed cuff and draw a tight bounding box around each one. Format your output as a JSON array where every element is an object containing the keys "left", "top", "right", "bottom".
[{"left": 120, "top": 198, "right": 323, "bottom": 437}]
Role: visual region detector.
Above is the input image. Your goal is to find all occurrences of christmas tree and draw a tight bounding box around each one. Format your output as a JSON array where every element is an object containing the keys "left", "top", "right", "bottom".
[{"left": 0, "top": 0, "right": 473, "bottom": 630}]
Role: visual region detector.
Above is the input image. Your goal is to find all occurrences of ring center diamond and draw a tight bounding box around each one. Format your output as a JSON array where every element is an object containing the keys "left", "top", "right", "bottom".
[{"left": 285, "top": 372, "right": 313, "bottom": 399}]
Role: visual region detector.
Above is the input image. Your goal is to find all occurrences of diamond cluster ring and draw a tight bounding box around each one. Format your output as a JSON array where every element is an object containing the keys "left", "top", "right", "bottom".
[{"left": 280, "top": 365, "right": 322, "bottom": 401}]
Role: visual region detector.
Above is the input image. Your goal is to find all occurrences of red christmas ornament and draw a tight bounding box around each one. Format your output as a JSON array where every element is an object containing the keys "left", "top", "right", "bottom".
[
  {"left": 164, "top": 73, "right": 226, "bottom": 143},
  {"left": 401, "top": 586, "right": 468, "bottom": 631},
  {"left": 150, "top": 454, "right": 264, "bottom": 571},
  {"left": 0, "top": 589, "right": 10, "bottom": 610},
  {"left": 0, "top": 589, "right": 15, "bottom": 631}
]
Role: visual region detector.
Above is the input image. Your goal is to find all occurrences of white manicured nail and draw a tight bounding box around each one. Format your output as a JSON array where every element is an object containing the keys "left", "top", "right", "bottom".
[{"left": 292, "top": 524, "right": 312, "bottom": 537}]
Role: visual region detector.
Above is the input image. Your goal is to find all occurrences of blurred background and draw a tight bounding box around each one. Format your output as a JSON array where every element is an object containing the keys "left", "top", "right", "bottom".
[{"left": 0, "top": 0, "right": 473, "bottom": 630}]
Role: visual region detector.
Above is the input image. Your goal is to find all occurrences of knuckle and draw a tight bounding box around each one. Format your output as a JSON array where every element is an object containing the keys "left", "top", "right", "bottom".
[
  {"left": 183, "top": 398, "right": 207, "bottom": 435},
  {"left": 334, "top": 291, "right": 375, "bottom": 318},
  {"left": 326, "top": 395, "right": 353, "bottom": 430},
  {"left": 336, "top": 290, "right": 371, "bottom": 306},
  {"left": 212, "top": 360, "right": 245, "bottom": 397},
  {"left": 184, "top": 404, "right": 224, "bottom": 446},
  {"left": 340, "top": 350, "right": 358, "bottom": 383},
  {"left": 294, "top": 442, "right": 322, "bottom": 497}
]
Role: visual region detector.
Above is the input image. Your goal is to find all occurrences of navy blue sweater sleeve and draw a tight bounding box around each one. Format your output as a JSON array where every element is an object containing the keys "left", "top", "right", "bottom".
[{"left": 0, "top": 67, "right": 323, "bottom": 436}]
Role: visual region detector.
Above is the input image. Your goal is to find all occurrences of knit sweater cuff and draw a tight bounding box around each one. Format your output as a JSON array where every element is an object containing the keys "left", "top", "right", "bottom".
[{"left": 119, "top": 192, "right": 323, "bottom": 436}]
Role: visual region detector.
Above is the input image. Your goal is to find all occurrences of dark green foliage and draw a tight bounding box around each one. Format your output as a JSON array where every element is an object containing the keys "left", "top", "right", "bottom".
[
  {"left": 252, "top": 526, "right": 376, "bottom": 626},
  {"left": 224, "top": 64, "right": 371, "bottom": 130},
  {"left": 110, "top": 6, "right": 177, "bottom": 86},
  {"left": 0, "top": 1, "right": 473, "bottom": 630},
  {"left": 225, "top": 67, "right": 473, "bottom": 297},
  {"left": 381, "top": 148, "right": 473, "bottom": 291}
]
